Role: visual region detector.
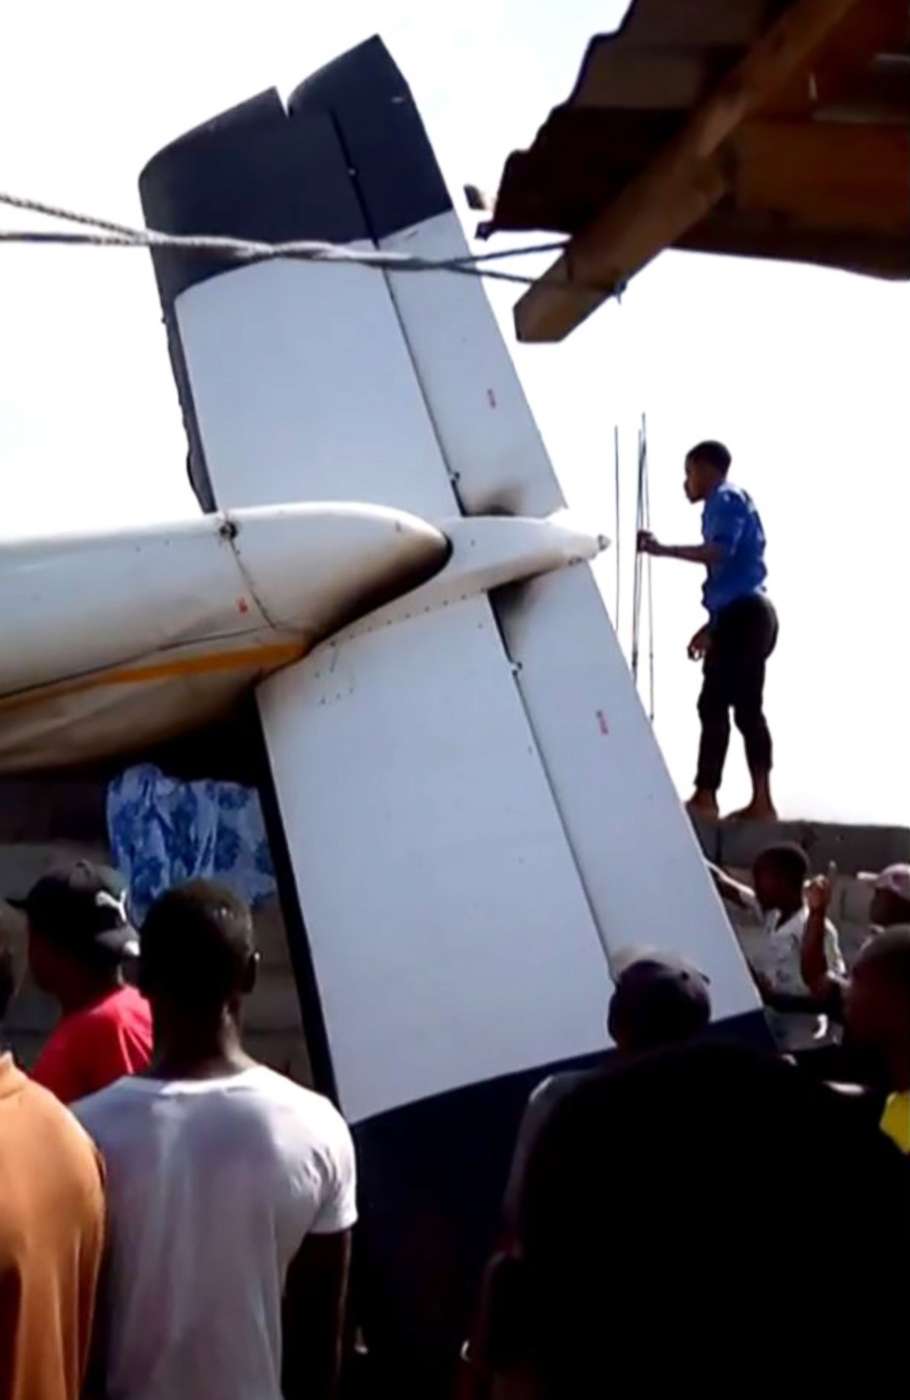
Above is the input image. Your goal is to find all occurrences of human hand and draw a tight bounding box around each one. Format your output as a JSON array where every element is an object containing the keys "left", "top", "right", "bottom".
[
  {"left": 637, "top": 530, "right": 662, "bottom": 556},
  {"left": 687, "top": 625, "right": 711, "bottom": 661},
  {"left": 805, "top": 862, "right": 837, "bottom": 914}
]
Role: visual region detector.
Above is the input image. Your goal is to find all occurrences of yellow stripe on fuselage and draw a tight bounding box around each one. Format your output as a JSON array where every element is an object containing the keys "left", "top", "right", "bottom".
[{"left": 0, "top": 641, "right": 307, "bottom": 714}]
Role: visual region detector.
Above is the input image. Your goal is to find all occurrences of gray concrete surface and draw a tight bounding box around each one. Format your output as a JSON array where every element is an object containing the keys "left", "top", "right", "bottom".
[{"left": 693, "top": 815, "right": 910, "bottom": 875}]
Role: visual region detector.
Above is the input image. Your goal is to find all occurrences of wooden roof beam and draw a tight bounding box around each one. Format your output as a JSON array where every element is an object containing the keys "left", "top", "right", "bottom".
[
  {"left": 514, "top": 0, "right": 868, "bottom": 343},
  {"left": 731, "top": 120, "right": 910, "bottom": 232}
]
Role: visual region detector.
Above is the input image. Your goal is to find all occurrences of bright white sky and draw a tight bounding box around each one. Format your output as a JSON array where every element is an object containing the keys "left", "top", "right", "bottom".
[{"left": 2, "top": 0, "right": 908, "bottom": 823}]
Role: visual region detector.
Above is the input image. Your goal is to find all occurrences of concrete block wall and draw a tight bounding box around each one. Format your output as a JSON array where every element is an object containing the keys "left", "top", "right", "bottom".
[
  {"left": 693, "top": 817, "right": 910, "bottom": 973},
  {"left": 694, "top": 816, "right": 910, "bottom": 879}
]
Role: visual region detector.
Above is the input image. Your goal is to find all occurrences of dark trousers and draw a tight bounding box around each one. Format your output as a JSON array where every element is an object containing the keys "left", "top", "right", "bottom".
[{"left": 696, "top": 594, "right": 778, "bottom": 792}]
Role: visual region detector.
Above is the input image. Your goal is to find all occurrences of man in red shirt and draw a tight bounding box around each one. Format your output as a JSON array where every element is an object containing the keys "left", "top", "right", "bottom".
[{"left": 11, "top": 861, "right": 152, "bottom": 1103}]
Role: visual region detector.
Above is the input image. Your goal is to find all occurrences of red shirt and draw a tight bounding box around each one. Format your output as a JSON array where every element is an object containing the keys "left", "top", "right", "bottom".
[{"left": 31, "top": 986, "right": 153, "bottom": 1104}]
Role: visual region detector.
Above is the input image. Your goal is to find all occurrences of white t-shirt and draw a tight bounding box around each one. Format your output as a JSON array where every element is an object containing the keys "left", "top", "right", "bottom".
[
  {"left": 74, "top": 1065, "right": 357, "bottom": 1400},
  {"left": 739, "top": 893, "right": 845, "bottom": 1049}
]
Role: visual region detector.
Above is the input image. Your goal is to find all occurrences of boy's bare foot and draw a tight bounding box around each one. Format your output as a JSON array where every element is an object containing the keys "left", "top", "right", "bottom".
[
  {"left": 686, "top": 791, "right": 720, "bottom": 821},
  {"left": 724, "top": 801, "right": 778, "bottom": 823},
  {"left": 727, "top": 775, "right": 777, "bottom": 823}
]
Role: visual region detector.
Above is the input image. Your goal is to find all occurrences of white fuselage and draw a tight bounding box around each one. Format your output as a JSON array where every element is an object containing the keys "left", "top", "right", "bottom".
[{"left": 1, "top": 502, "right": 447, "bottom": 771}]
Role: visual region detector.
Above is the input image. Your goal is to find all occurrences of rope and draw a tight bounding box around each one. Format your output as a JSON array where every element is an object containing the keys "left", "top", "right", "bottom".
[{"left": 0, "top": 189, "right": 592, "bottom": 289}]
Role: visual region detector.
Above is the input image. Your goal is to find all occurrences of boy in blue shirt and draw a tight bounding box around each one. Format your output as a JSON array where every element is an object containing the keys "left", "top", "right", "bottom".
[{"left": 638, "top": 440, "right": 777, "bottom": 822}]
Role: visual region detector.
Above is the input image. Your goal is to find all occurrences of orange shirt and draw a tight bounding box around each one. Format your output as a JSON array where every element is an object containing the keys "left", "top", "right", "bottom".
[
  {"left": 0, "top": 1053, "right": 105, "bottom": 1400},
  {"left": 31, "top": 985, "right": 152, "bottom": 1104}
]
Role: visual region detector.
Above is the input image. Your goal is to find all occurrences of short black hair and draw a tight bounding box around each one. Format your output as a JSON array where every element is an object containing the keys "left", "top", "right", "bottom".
[
  {"left": 609, "top": 959, "right": 711, "bottom": 1052},
  {"left": 753, "top": 843, "right": 809, "bottom": 890},
  {"left": 140, "top": 880, "right": 255, "bottom": 1010},
  {"left": 686, "top": 440, "right": 732, "bottom": 474}
]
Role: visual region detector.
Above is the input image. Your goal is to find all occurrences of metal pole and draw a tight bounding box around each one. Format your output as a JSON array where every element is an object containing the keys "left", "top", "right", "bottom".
[{"left": 614, "top": 424, "right": 621, "bottom": 629}]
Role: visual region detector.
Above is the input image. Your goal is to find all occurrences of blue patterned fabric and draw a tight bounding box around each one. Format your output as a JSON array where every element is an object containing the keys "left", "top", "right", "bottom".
[{"left": 107, "top": 764, "right": 276, "bottom": 923}]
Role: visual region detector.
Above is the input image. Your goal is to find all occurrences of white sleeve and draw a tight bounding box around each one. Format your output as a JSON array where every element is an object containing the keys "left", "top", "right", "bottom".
[{"left": 311, "top": 1109, "right": 358, "bottom": 1235}]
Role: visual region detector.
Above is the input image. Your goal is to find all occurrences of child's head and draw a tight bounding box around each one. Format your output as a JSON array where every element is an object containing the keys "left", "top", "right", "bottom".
[{"left": 751, "top": 844, "right": 809, "bottom": 915}]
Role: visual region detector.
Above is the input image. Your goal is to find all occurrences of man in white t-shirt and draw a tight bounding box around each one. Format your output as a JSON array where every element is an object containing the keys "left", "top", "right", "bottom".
[
  {"left": 74, "top": 880, "right": 357, "bottom": 1400},
  {"left": 709, "top": 843, "right": 844, "bottom": 1050}
]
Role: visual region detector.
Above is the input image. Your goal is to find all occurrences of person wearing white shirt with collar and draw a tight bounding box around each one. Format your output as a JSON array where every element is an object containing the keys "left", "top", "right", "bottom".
[{"left": 709, "top": 843, "right": 844, "bottom": 1050}]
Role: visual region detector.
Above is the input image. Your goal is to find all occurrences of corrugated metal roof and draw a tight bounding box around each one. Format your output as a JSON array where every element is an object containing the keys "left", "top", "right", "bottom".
[{"left": 492, "top": 0, "right": 910, "bottom": 291}]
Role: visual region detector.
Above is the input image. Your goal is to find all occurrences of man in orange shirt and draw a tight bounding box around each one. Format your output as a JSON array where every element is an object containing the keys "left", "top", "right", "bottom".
[
  {"left": 0, "top": 930, "right": 106, "bottom": 1400},
  {"left": 10, "top": 861, "right": 152, "bottom": 1102}
]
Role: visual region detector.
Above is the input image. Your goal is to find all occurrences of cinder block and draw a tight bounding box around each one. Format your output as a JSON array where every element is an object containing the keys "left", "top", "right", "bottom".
[
  {"left": 0, "top": 777, "right": 108, "bottom": 845},
  {"left": 712, "top": 821, "right": 910, "bottom": 880},
  {"left": 717, "top": 821, "right": 808, "bottom": 871},
  {"left": 0, "top": 840, "right": 110, "bottom": 906},
  {"left": 798, "top": 823, "right": 910, "bottom": 876},
  {"left": 251, "top": 896, "right": 291, "bottom": 970},
  {"left": 840, "top": 878, "right": 874, "bottom": 928},
  {"left": 245, "top": 968, "right": 304, "bottom": 1034}
]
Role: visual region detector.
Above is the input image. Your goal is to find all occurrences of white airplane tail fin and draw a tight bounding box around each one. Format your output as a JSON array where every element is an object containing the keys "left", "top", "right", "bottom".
[
  {"left": 140, "top": 33, "right": 762, "bottom": 1378},
  {"left": 140, "top": 38, "right": 760, "bottom": 1124}
]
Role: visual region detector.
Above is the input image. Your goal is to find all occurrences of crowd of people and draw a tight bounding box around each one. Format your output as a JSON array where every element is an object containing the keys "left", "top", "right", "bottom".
[
  {"left": 0, "top": 865, "right": 355, "bottom": 1400},
  {"left": 2, "top": 849, "right": 910, "bottom": 1399}
]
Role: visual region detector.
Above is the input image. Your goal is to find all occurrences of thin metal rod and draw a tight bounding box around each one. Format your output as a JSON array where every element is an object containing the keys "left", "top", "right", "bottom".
[
  {"left": 631, "top": 424, "right": 645, "bottom": 683},
  {"left": 613, "top": 425, "right": 621, "bottom": 628},
  {"left": 641, "top": 414, "right": 656, "bottom": 723}
]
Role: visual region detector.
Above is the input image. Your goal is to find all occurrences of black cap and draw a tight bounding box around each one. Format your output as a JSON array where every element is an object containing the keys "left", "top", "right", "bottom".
[
  {"left": 8, "top": 861, "right": 139, "bottom": 961},
  {"left": 609, "top": 947, "right": 712, "bottom": 1048}
]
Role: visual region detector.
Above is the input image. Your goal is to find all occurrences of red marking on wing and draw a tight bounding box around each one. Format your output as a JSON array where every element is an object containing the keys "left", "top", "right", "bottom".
[{"left": 237, "top": 597, "right": 250, "bottom": 615}]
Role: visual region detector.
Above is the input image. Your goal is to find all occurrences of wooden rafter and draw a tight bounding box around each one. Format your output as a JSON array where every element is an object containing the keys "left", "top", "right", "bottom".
[{"left": 513, "top": 0, "right": 870, "bottom": 342}]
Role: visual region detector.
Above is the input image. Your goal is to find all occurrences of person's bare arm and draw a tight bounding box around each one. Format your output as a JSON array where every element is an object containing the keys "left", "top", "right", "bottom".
[
  {"left": 638, "top": 532, "right": 723, "bottom": 566},
  {"left": 706, "top": 862, "right": 754, "bottom": 911},
  {"left": 801, "top": 868, "right": 837, "bottom": 993},
  {"left": 282, "top": 1230, "right": 352, "bottom": 1400},
  {"left": 460, "top": 1251, "right": 534, "bottom": 1400}
]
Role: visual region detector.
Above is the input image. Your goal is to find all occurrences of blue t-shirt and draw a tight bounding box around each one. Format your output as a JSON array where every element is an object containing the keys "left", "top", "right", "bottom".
[{"left": 701, "top": 481, "right": 767, "bottom": 617}]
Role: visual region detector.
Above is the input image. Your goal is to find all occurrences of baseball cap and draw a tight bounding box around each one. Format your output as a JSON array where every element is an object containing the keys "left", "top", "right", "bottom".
[
  {"left": 609, "top": 946, "right": 712, "bottom": 1046},
  {"left": 858, "top": 864, "right": 910, "bottom": 904},
  {"left": 611, "top": 945, "right": 711, "bottom": 985},
  {"left": 8, "top": 861, "right": 139, "bottom": 960}
]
